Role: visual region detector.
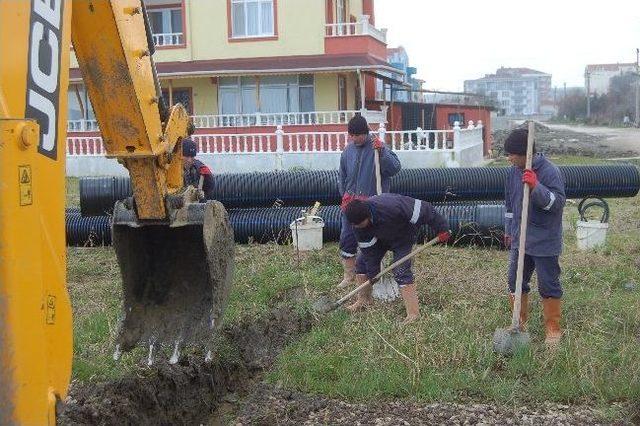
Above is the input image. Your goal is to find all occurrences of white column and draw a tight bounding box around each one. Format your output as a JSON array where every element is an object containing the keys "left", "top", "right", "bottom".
[{"left": 275, "top": 125, "right": 284, "bottom": 171}]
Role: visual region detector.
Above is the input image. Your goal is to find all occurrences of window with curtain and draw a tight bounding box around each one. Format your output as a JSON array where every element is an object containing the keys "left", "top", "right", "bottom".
[
  {"left": 231, "top": 0, "right": 274, "bottom": 38},
  {"left": 148, "top": 8, "right": 183, "bottom": 34},
  {"left": 161, "top": 88, "right": 193, "bottom": 115},
  {"left": 67, "top": 85, "right": 95, "bottom": 121},
  {"left": 217, "top": 75, "right": 315, "bottom": 116}
]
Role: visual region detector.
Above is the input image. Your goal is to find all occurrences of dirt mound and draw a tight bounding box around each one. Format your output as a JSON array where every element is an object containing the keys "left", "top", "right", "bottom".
[
  {"left": 492, "top": 121, "right": 634, "bottom": 158},
  {"left": 232, "top": 383, "right": 617, "bottom": 425},
  {"left": 57, "top": 305, "right": 312, "bottom": 425}
]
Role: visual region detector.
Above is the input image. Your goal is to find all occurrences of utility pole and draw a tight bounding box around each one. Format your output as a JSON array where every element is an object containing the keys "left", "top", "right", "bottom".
[
  {"left": 585, "top": 70, "right": 591, "bottom": 119},
  {"left": 636, "top": 48, "right": 640, "bottom": 126}
]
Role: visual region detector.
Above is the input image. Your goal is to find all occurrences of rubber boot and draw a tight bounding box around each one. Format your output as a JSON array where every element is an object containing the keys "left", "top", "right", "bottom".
[
  {"left": 509, "top": 292, "right": 529, "bottom": 331},
  {"left": 346, "top": 274, "right": 373, "bottom": 313},
  {"left": 542, "top": 298, "right": 562, "bottom": 349},
  {"left": 337, "top": 257, "right": 356, "bottom": 289},
  {"left": 400, "top": 283, "right": 420, "bottom": 325}
]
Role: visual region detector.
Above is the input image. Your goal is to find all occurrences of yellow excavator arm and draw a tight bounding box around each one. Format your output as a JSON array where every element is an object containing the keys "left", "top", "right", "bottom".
[{"left": 0, "top": 1, "right": 234, "bottom": 424}]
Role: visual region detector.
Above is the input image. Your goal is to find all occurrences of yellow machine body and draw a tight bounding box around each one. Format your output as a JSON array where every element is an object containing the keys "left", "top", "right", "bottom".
[
  {"left": 1, "top": 1, "right": 233, "bottom": 423},
  {"left": 0, "top": 0, "right": 73, "bottom": 424}
]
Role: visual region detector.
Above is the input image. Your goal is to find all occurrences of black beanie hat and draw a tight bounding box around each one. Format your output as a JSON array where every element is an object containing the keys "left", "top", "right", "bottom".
[
  {"left": 182, "top": 138, "right": 197, "bottom": 158},
  {"left": 348, "top": 114, "right": 370, "bottom": 135},
  {"left": 504, "top": 128, "right": 535, "bottom": 156},
  {"left": 344, "top": 199, "right": 371, "bottom": 225}
]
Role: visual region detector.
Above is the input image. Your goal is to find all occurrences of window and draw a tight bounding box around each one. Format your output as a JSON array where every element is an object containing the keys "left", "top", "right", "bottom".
[
  {"left": 148, "top": 8, "right": 184, "bottom": 46},
  {"left": 161, "top": 88, "right": 193, "bottom": 115},
  {"left": 218, "top": 75, "right": 315, "bottom": 116},
  {"left": 338, "top": 75, "right": 347, "bottom": 110},
  {"left": 231, "top": 0, "right": 274, "bottom": 38},
  {"left": 67, "top": 85, "right": 95, "bottom": 121},
  {"left": 448, "top": 113, "right": 464, "bottom": 127}
]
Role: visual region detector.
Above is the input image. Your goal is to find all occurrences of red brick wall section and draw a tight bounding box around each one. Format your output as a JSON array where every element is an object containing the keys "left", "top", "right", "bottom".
[
  {"left": 363, "top": 0, "right": 374, "bottom": 25},
  {"left": 434, "top": 105, "right": 492, "bottom": 156}
]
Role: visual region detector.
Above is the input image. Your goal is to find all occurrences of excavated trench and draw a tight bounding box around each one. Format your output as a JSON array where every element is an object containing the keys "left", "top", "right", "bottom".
[{"left": 57, "top": 304, "right": 312, "bottom": 425}]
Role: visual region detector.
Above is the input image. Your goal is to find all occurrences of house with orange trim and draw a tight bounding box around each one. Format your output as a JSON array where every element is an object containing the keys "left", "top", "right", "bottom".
[{"left": 67, "top": 0, "right": 404, "bottom": 135}]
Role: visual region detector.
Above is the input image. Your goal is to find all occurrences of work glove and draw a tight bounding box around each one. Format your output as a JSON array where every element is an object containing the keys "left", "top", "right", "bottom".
[
  {"left": 437, "top": 231, "right": 451, "bottom": 244},
  {"left": 504, "top": 234, "right": 512, "bottom": 249},
  {"left": 522, "top": 169, "right": 538, "bottom": 189},
  {"left": 372, "top": 137, "right": 385, "bottom": 151}
]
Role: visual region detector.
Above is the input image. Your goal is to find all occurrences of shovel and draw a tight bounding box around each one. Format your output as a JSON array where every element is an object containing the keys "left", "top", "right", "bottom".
[
  {"left": 492, "top": 121, "right": 535, "bottom": 355},
  {"left": 372, "top": 145, "right": 401, "bottom": 302},
  {"left": 314, "top": 236, "right": 440, "bottom": 314}
]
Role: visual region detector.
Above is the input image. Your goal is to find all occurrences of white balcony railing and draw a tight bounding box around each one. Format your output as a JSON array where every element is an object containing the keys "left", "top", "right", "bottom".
[
  {"left": 68, "top": 109, "right": 388, "bottom": 133},
  {"left": 67, "top": 119, "right": 99, "bottom": 132},
  {"left": 325, "top": 15, "right": 387, "bottom": 43},
  {"left": 152, "top": 32, "right": 184, "bottom": 47},
  {"left": 191, "top": 109, "right": 387, "bottom": 128},
  {"left": 66, "top": 122, "right": 484, "bottom": 157}
]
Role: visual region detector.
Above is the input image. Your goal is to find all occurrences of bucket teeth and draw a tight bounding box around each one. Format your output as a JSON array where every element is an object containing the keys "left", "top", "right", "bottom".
[{"left": 169, "top": 339, "right": 182, "bottom": 365}]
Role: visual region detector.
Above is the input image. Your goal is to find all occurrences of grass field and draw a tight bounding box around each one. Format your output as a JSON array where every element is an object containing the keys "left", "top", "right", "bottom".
[{"left": 65, "top": 158, "right": 640, "bottom": 416}]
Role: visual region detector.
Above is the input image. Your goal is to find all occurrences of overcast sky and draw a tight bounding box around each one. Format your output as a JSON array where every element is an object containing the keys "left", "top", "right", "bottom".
[{"left": 376, "top": 0, "right": 640, "bottom": 92}]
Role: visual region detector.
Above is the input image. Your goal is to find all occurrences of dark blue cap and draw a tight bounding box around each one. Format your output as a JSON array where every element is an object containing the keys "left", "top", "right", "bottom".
[{"left": 182, "top": 138, "right": 197, "bottom": 157}]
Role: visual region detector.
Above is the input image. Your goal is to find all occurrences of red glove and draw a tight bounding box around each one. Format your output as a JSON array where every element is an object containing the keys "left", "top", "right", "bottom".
[
  {"left": 437, "top": 231, "right": 451, "bottom": 243},
  {"left": 372, "top": 137, "right": 384, "bottom": 150},
  {"left": 522, "top": 169, "right": 538, "bottom": 189},
  {"left": 504, "top": 234, "right": 512, "bottom": 248}
]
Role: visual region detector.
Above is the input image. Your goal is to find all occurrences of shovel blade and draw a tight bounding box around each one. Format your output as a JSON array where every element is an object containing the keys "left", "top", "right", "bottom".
[
  {"left": 492, "top": 327, "right": 531, "bottom": 355},
  {"left": 112, "top": 200, "right": 234, "bottom": 353}
]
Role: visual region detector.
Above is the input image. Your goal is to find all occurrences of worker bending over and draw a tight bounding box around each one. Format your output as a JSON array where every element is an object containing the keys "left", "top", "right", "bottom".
[
  {"left": 344, "top": 193, "right": 450, "bottom": 325},
  {"left": 504, "top": 128, "right": 566, "bottom": 348},
  {"left": 182, "top": 122, "right": 215, "bottom": 200},
  {"left": 337, "top": 115, "right": 401, "bottom": 289}
]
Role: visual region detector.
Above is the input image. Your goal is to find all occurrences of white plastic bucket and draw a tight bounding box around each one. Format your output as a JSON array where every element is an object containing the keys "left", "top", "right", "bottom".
[
  {"left": 576, "top": 220, "right": 609, "bottom": 250},
  {"left": 290, "top": 216, "right": 325, "bottom": 251}
]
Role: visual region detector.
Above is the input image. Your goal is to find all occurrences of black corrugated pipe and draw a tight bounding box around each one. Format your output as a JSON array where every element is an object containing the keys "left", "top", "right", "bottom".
[
  {"left": 66, "top": 203, "right": 506, "bottom": 248},
  {"left": 65, "top": 210, "right": 112, "bottom": 247},
  {"left": 78, "top": 165, "right": 640, "bottom": 214},
  {"left": 80, "top": 177, "right": 132, "bottom": 216}
]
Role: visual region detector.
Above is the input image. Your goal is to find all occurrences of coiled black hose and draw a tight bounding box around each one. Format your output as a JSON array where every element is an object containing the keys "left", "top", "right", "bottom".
[
  {"left": 578, "top": 197, "right": 610, "bottom": 223},
  {"left": 78, "top": 165, "right": 640, "bottom": 215},
  {"left": 66, "top": 203, "right": 506, "bottom": 248}
]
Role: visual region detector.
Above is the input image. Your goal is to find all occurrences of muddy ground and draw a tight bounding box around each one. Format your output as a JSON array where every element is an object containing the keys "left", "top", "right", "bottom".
[
  {"left": 57, "top": 305, "right": 312, "bottom": 425},
  {"left": 58, "top": 300, "right": 636, "bottom": 425},
  {"left": 232, "top": 383, "right": 634, "bottom": 425},
  {"left": 492, "top": 121, "right": 637, "bottom": 158}
]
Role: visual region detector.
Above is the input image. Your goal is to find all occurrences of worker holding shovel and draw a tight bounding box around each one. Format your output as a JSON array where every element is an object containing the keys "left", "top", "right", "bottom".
[
  {"left": 343, "top": 193, "right": 450, "bottom": 325},
  {"left": 337, "top": 115, "right": 401, "bottom": 289},
  {"left": 503, "top": 127, "right": 566, "bottom": 349}
]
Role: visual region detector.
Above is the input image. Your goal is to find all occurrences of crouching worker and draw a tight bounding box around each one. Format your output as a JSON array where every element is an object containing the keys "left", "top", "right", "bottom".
[
  {"left": 182, "top": 122, "right": 215, "bottom": 200},
  {"left": 344, "top": 193, "right": 451, "bottom": 325},
  {"left": 504, "top": 128, "right": 566, "bottom": 349}
]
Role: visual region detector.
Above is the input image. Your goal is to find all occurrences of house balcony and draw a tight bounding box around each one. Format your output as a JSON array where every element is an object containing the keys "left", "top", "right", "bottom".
[
  {"left": 324, "top": 15, "right": 387, "bottom": 59},
  {"left": 67, "top": 108, "right": 388, "bottom": 134},
  {"left": 152, "top": 32, "right": 184, "bottom": 47}
]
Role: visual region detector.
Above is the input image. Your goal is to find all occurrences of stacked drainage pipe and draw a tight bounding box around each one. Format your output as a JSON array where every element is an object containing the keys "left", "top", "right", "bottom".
[
  {"left": 66, "top": 202, "right": 506, "bottom": 248},
  {"left": 70, "top": 165, "right": 640, "bottom": 247},
  {"left": 79, "top": 165, "right": 640, "bottom": 215}
]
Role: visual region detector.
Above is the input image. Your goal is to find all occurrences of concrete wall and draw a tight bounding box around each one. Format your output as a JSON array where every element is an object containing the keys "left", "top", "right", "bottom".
[
  {"left": 315, "top": 74, "right": 340, "bottom": 111},
  {"left": 67, "top": 145, "right": 483, "bottom": 176}
]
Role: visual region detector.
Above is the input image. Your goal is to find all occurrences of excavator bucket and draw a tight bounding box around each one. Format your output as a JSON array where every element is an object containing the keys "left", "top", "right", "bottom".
[{"left": 111, "top": 200, "right": 234, "bottom": 364}]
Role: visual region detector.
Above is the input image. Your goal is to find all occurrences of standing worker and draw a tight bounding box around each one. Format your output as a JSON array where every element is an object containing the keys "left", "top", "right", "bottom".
[
  {"left": 503, "top": 127, "right": 566, "bottom": 349},
  {"left": 182, "top": 122, "right": 215, "bottom": 200},
  {"left": 344, "top": 194, "right": 450, "bottom": 324},
  {"left": 337, "top": 115, "right": 401, "bottom": 289}
]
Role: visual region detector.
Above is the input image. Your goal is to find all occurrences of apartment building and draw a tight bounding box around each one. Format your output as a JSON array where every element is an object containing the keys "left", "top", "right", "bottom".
[{"left": 464, "top": 67, "right": 552, "bottom": 116}]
